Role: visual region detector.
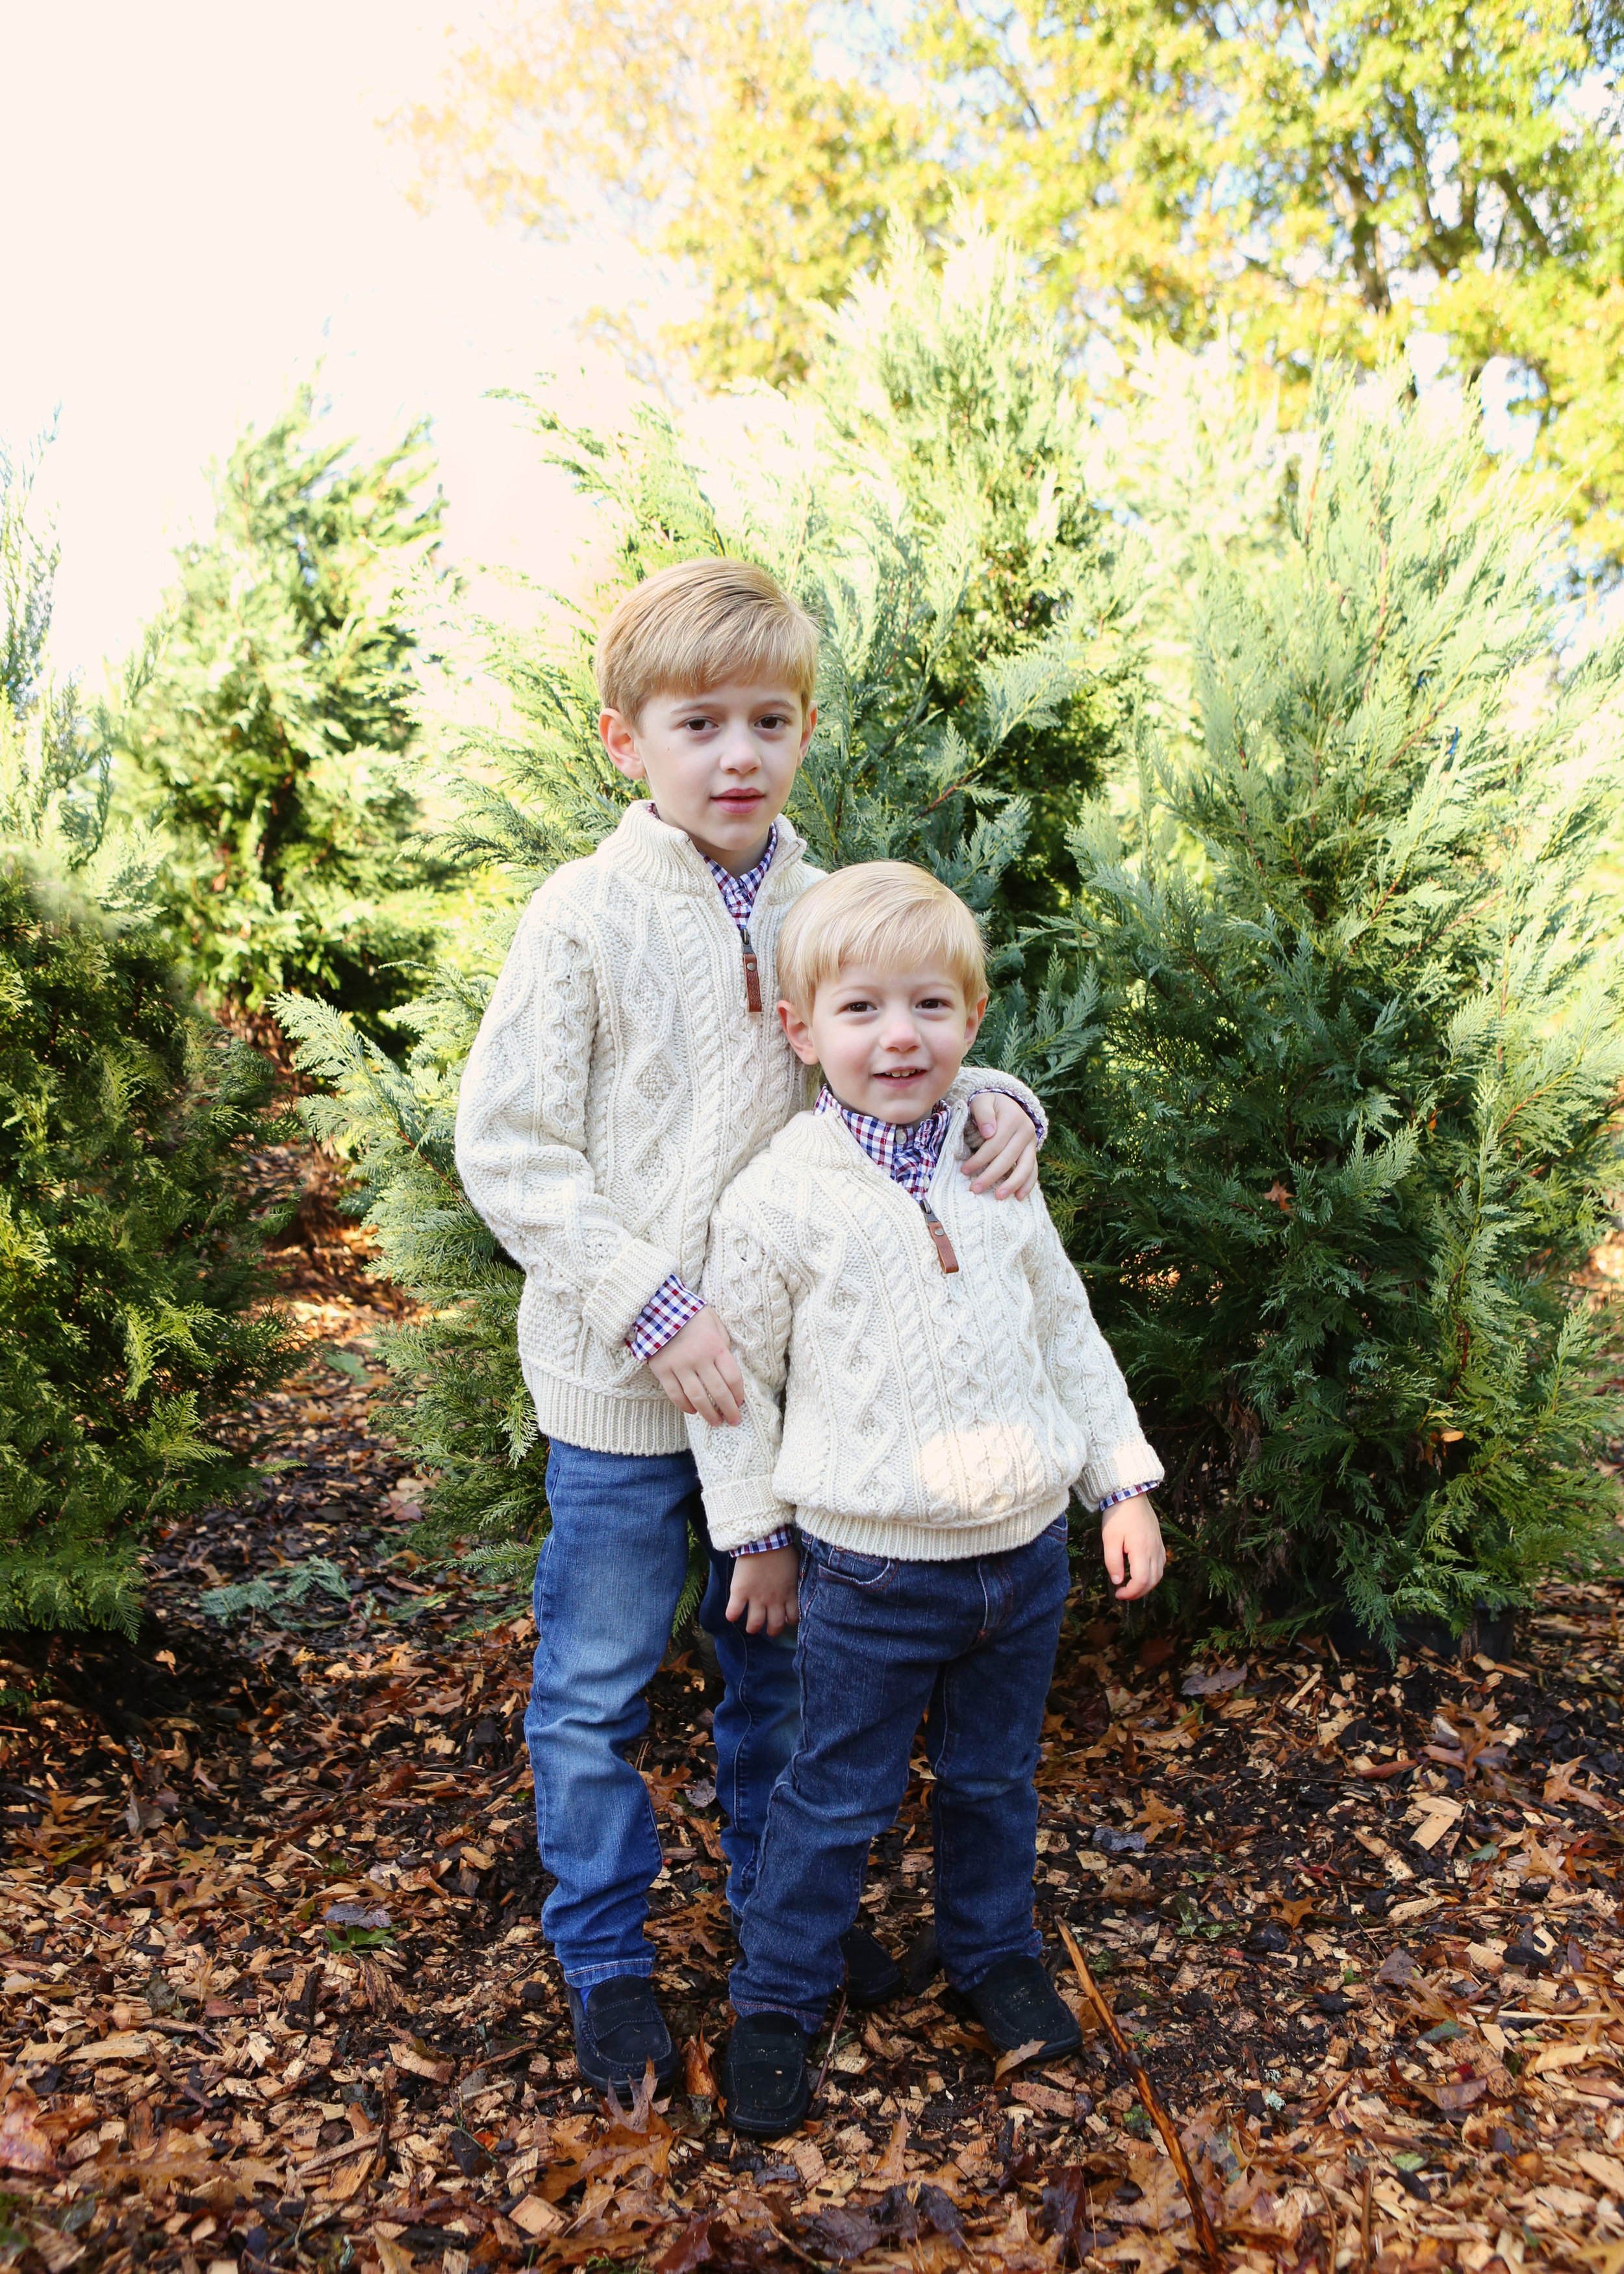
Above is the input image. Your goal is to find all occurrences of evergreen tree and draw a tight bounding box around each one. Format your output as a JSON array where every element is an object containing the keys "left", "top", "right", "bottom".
[
  {"left": 0, "top": 457, "right": 296, "bottom": 1636},
  {"left": 279, "top": 387, "right": 1128, "bottom": 1585},
  {"left": 811, "top": 214, "right": 1135, "bottom": 915},
  {"left": 1081, "top": 333, "right": 1297, "bottom": 758},
  {"left": 1, "top": 431, "right": 59, "bottom": 717},
  {"left": 984, "top": 368, "right": 1624, "bottom": 1646},
  {"left": 124, "top": 386, "right": 449, "bottom": 1038}
]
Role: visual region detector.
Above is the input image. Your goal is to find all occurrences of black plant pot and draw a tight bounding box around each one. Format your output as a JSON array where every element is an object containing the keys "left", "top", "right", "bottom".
[{"left": 1325, "top": 1598, "right": 1517, "bottom": 1668}]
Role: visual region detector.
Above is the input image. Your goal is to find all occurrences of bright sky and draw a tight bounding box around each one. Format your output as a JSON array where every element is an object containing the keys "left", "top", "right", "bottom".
[
  {"left": 4, "top": 5, "right": 1611, "bottom": 685},
  {"left": 0, "top": 1, "right": 700, "bottom": 682}
]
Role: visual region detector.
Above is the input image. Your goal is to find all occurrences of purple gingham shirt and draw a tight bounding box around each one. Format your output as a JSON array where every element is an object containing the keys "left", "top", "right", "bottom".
[{"left": 815, "top": 1085, "right": 952, "bottom": 1199}]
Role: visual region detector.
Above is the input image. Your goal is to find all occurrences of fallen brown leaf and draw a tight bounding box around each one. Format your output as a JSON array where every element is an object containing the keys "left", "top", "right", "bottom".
[
  {"left": 0, "top": 2101, "right": 53, "bottom": 2175},
  {"left": 870, "top": 2112, "right": 909, "bottom": 2185},
  {"left": 992, "top": 2037, "right": 1047, "bottom": 2079}
]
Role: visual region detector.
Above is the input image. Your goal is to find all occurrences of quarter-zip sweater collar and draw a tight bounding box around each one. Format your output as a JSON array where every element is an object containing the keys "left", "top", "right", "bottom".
[
  {"left": 605, "top": 799, "right": 805, "bottom": 902},
  {"left": 815, "top": 1084, "right": 952, "bottom": 1202}
]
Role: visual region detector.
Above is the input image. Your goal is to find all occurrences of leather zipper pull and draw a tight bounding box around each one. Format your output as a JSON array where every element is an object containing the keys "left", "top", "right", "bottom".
[
  {"left": 740, "top": 925, "right": 763, "bottom": 1014},
  {"left": 920, "top": 1201, "right": 959, "bottom": 1274}
]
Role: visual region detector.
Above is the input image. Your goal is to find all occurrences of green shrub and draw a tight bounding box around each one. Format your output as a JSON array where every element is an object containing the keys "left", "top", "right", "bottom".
[
  {"left": 814, "top": 214, "right": 1136, "bottom": 915},
  {"left": 123, "top": 385, "right": 451, "bottom": 1037},
  {"left": 0, "top": 457, "right": 296, "bottom": 1636},
  {"left": 993, "top": 369, "right": 1624, "bottom": 1644}
]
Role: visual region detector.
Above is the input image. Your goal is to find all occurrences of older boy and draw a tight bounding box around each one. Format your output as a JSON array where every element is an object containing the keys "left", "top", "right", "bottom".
[
  {"left": 454, "top": 563, "right": 1047, "bottom": 2095},
  {"left": 687, "top": 861, "right": 1167, "bottom": 2135}
]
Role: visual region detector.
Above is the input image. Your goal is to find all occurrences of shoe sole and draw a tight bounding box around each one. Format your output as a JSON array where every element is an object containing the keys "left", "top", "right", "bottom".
[
  {"left": 720, "top": 2056, "right": 810, "bottom": 2138},
  {"left": 722, "top": 2084, "right": 811, "bottom": 2137},
  {"left": 572, "top": 2047, "right": 683, "bottom": 2099},
  {"left": 844, "top": 1965, "right": 904, "bottom": 2010},
  {"left": 954, "top": 1989, "right": 1082, "bottom": 2064},
  {"left": 980, "top": 2024, "right": 1080, "bottom": 2063}
]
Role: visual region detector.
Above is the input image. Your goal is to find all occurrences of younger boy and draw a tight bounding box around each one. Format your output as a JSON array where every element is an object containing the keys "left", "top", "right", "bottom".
[
  {"left": 453, "top": 563, "right": 1048, "bottom": 2095},
  {"left": 687, "top": 861, "right": 1167, "bottom": 2134}
]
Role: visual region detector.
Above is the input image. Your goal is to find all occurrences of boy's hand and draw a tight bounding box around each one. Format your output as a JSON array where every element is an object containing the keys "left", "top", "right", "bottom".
[
  {"left": 647, "top": 1308, "right": 745, "bottom": 1426},
  {"left": 963, "top": 1092, "right": 1040, "bottom": 1200},
  {"left": 725, "top": 1545, "right": 800, "bottom": 1636},
  {"left": 1102, "top": 1495, "right": 1166, "bottom": 1601}
]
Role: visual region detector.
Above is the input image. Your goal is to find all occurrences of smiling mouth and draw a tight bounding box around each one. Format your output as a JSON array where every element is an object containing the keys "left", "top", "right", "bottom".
[{"left": 876, "top": 1067, "right": 928, "bottom": 1080}]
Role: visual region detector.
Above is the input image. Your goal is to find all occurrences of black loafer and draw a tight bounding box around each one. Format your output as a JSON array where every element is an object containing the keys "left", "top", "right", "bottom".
[
  {"left": 721, "top": 2012, "right": 811, "bottom": 2137},
  {"left": 566, "top": 1976, "right": 680, "bottom": 2097},
  {"left": 965, "top": 1953, "right": 1081, "bottom": 2061},
  {"left": 841, "top": 1923, "right": 904, "bottom": 2007}
]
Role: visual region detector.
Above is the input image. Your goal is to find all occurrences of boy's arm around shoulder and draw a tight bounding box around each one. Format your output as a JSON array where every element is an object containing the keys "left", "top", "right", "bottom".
[
  {"left": 948, "top": 1065, "right": 1048, "bottom": 1139},
  {"left": 453, "top": 891, "right": 680, "bottom": 1346},
  {"left": 1023, "top": 1187, "right": 1165, "bottom": 1510},
  {"left": 687, "top": 1183, "right": 797, "bottom": 1552}
]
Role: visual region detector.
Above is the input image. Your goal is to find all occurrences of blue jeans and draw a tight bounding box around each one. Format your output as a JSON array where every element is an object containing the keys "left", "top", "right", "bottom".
[
  {"left": 526, "top": 1439, "right": 800, "bottom": 1987},
  {"left": 730, "top": 1517, "right": 1071, "bottom": 2033}
]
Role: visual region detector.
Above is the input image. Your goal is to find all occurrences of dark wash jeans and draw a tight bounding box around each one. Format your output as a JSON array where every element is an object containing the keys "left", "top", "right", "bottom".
[
  {"left": 526, "top": 1440, "right": 799, "bottom": 1987},
  {"left": 730, "top": 1516, "right": 1071, "bottom": 2034}
]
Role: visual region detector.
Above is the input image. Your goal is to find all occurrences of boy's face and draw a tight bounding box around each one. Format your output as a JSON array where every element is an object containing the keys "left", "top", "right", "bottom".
[
  {"left": 779, "top": 964, "right": 988, "bottom": 1125},
  {"left": 600, "top": 682, "right": 815, "bottom": 875}
]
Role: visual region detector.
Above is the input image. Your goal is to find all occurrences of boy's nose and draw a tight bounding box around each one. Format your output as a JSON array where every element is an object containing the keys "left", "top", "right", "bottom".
[{"left": 717, "top": 730, "right": 761, "bottom": 772}]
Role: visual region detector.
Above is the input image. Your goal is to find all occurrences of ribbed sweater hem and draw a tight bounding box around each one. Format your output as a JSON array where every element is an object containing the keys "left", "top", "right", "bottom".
[
  {"left": 527, "top": 1372, "right": 691, "bottom": 1459},
  {"left": 796, "top": 1491, "right": 1069, "bottom": 1565}
]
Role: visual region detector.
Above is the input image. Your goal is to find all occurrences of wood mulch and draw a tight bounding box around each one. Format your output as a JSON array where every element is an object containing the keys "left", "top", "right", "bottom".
[{"left": 1, "top": 1200, "right": 1622, "bottom": 2274}]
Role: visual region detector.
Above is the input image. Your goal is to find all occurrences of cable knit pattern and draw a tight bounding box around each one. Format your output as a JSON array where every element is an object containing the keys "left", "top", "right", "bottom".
[
  {"left": 456, "top": 801, "right": 1052, "bottom": 1459},
  {"left": 689, "top": 1101, "right": 1162, "bottom": 1558},
  {"left": 455, "top": 804, "right": 820, "bottom": 1455}
]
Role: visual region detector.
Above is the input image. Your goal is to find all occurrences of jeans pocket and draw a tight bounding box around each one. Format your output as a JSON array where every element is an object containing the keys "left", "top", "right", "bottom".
[
  {"left": 1042, "top": 1513, "right": 1071, "bottom": 1545},
  {"left": 811, "top": 1540, "right": 898, "bottom": 1591}
]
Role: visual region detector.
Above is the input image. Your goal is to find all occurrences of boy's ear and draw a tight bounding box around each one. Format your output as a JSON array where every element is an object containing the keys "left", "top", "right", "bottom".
[
  {"left": 798, "top": 702, "right": 817, "bottom": 759},
  {"left": 778, "top": 999, "right": 820, "bottom": 1067},
  {"left": 964, "top": 991, "right": 989, "bottom": 1051},
  {"left": 600, "top": 707, "right": 646, "bottom": 779}
]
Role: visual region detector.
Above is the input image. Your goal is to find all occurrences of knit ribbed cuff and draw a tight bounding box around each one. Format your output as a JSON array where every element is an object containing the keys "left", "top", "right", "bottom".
[
  {"left": 698, "top": 1476, "right": 798, "bottom": 1554},
  {"left": 581, "top": 1238, "right": 683, "bottom": 1349},
  {"left": 963, "top": 1073, "right": 1048, "bottom": 1149},
  {"left": 1077, "top": 1442, "right": 1165, "bottom": 1509}
]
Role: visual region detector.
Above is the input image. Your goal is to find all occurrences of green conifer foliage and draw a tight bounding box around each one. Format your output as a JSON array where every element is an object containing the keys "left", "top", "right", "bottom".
[
  {"left": 1000, "top": 370, "right": 1624, "bottom": 1644},
  {"left": 0, "top": 452, "right": 297, "bottom": 1635},
  {"left": 813, "top": 216, "right": 1133, "bottom": 915},
  {"left": 279, "top": 392, "right": 1131, "bottom": 1583},
  {"left": 125, "top": 387, "right": 448, "bottom": 1036}
]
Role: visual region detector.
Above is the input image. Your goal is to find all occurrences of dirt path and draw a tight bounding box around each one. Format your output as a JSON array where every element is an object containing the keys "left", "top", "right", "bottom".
[{"left": 2, "top": 1260, "right": 1623, "bottom": 2274}]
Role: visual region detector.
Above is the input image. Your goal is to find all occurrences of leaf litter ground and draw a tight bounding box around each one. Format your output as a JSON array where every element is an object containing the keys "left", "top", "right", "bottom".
[{"left": 3, "top": 1188, "right": 1624, "bottom": 2274}]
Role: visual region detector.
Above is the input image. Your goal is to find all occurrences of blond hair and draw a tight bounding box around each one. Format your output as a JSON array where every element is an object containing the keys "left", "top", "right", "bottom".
[
  {"left": 595, "top": 558, "right": 819, "bottom": 723},
  {"left": 776, "top": 862, "right": 988, "bottom": 1014}
]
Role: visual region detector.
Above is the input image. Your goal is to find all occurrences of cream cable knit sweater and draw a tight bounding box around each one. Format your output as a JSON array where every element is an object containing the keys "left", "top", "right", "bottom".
[
  {"left": 454, "top": 802, "right": 819, "bottom": 1456},
  {"left": 455, "top": 801, "right": 1047, "bottom": 1458},
  {"left": 689, "top": 1101, "right": 1163, "bottom": 1559}
]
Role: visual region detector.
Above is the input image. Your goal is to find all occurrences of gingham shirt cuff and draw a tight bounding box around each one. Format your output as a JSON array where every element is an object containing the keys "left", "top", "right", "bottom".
[
  {"left": 1099, "top": 1481, "right": 1158, "bottom": 1514},
  {"left": 734, "top": 1529, "right": 795, "bottom": 1556},
  {"left": 626, "top": 1275, "right": 707, "bottom": 1361},
  {"left": 968, "top": 1082, "right": 1047, "bottom": 1147},
  {"left": 1011, "top": 1093, "right": 1047, "bottom": 1145}
]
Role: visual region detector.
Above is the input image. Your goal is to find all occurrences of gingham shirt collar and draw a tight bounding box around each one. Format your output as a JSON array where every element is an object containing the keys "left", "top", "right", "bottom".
[
  {"left": 817, "top": 1084, "right": 951, "bottom": 1203},
  {"left": 650, "top": 808, "right": 778, "bottom": 932}
]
